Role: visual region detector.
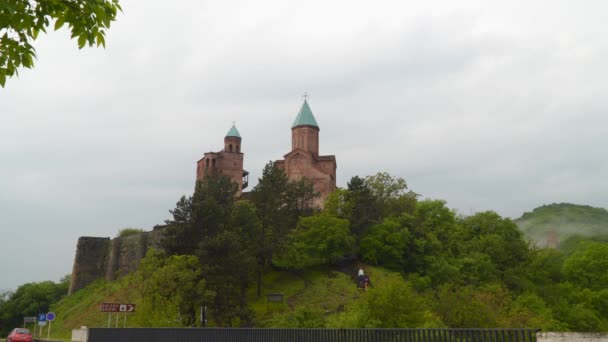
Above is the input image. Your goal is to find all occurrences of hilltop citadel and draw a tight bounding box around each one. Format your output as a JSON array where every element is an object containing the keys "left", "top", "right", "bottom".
[{"left": 68, "top": 99, "right": 336, "bottom": 294}]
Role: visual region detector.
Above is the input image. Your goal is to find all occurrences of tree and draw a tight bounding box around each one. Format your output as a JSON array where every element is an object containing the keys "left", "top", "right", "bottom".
[
  {"left": 434, "top": 284, "right": 510, "bottom": 328},
  {"left": 198, "top": 229, "right": 256, "bottom": 326},
  {"left": 403, "top": 199, "right": 457, "bottom": 274},
  {"left": 191, "top": 175, "right": 238, "bottom": 238},
  {"left": 364, "top": 172, "right": 417, "bottom": 217},
  {"left": 458, "top": 211, "right": 530, "bottom": 283},
  {"left": 250, "top": 161, "right": 318, "bottom": 295},
  {"left": 162, "top": 175, "right": 238, "bottom": 256},
  {"left": 268, "top": 306, "right": 327, "bottom": 328},
  {"left": 343, "top": 176, "right": 380, "bottom": 239},
  {"left": 0, "top": 278, "right": 69, "bottom": 336},
  {"left": 562, "top": 242, "right": 608, "bottom": 290},
  {"left": 360, "top": 215, "right": 411, "bottom": 268},
  {"left": 322, "top": 188, "right": 348, "bottom": 217},
  {"left": 162, "top": 195, "right": 197, "bottom": 255},
  {"left": 0, "top": 0, "right": 121, "bottom": 87},
  {"left": 332, "top": 275, "right": 440, "bottom": 328},
  {"left": 136, "top": 249, "right": 212, "bottom": 327},
  {"left": 503, "top": 293, "right": 561, "bottom": 331},
  {"left": 273, "top": 215, "right": 355, "bottom": 270},
  {"left": 250, "top": 161, "right": 289, "bottom": 297}
]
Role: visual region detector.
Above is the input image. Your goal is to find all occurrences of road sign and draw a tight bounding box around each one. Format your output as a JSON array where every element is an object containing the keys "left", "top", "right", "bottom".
[
  {"left": 46, "top": 312, "right": 56, "bottom": 321},
  {"left": 101, "top": 303, "right": 136, "bottom": 312},
  {"left": 24, "top": 316, "right": 36, "bottom": 323},
  {"left": 38, "top": 313, "right": 47, "bottom": 322},
  {"left": 119, "top": 304, "right": 136, "bottom": 312},
  {"left": 100, "top": 303, "right": 121, "bottom": 312}
]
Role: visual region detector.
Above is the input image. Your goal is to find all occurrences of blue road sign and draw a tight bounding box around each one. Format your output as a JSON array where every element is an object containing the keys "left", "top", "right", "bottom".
[
  {"left": 46, "top": 312, "right": 56, "bottom": 321},
  {"left": 38, "top": 313, "right": 47, "bottom": 322}
]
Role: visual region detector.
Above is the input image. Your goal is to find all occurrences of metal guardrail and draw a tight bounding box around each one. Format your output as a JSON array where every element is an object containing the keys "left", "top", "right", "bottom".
[{"left": 88, "top": 328, "right": 540, "bottom": 342}]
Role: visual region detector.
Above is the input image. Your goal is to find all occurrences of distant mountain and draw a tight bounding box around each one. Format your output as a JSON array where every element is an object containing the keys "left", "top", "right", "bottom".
[{"left": 514, "top": 203, "right": 608, "bottom": 247}]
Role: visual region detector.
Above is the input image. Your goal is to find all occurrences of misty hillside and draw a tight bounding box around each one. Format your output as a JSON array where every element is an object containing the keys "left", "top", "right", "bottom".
[{"left": 515, "top": 203, "right": 608, "bottom": 246}]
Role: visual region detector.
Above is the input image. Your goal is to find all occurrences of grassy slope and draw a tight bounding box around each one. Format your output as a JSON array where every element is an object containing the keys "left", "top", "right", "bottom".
[
  {"left": 47, "top": 265, "right": 393, "bottom": 339},
  {"left": 515, "top": 203, "right": 608, "bottom": 245}
]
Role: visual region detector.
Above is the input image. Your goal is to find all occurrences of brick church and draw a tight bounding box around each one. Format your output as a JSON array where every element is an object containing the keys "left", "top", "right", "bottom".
[{"left": 196, "top": 99, "right": 337, "bottom": 205}]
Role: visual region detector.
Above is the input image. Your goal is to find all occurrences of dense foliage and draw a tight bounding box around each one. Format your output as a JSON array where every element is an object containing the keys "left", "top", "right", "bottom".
[
  {"left": 0, "top": 0, "right": 121, "bottom": 87},
  {"left": 157, "top": 168, "right": 608, "bottom": 330},
  {"left": 161, "top": 162, "right": 318, "bottom": 326},
  {"left": 0, "top": 276, "right": 69, "bottom": 336},
  {"left": 3, "top": 168, "right": 607, "bottom": 333}
]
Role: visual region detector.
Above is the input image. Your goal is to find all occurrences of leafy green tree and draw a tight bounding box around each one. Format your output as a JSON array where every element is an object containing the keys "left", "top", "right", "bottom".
[
  {"left": 322, "top": 188, "right": 348, "bottom": 217},
  {"left": 434, "top": 284, "right": 510, "bottom": 328},
  {"left": 453, "top": 252, "right": 499, "bottom": 286},
  {"left": 360, "top": 215, "right": 411, "bottom": 268},
  {"left": 503, "top": 293, "right": 562, "bottom": 331},
  {"left": 267, "top": 306, "right": 327, "bottom": 328},
  {"left": 364, "top": 172, "right": 417, "bottom": 218},
  {"left": 273, "top": 215, "right": 354, "bottom": 270},
  {"left": 593, "top": 289, "right": 608, "bottom": 320},
  {"left": 136, "top": 249, "right": 212, "bottom": 327},
  {"left": 0, "top": 278, "right": 69, "bottom": 335},
  {"left": 343, "top": 176, "right": 380, "bottom": 239},
  {"left": 541, "top": 281, "right": 607, "bottom": 331},
  {"left": 403, "top": 199, "right": 456, "bottom": 275},
  {"left": 526, "top": 248, "right": 565, "bottom": 286},
  {"left": 458, "top": 211, "right": 530, "bottom": 282},
  {"left": 562, "top": 241, "right": 608, "bottom": 290},
  {"left": 333, "top": 275, "right": 440, "bottom": 328},
  {"left": 0, "top": 0, "right": 121, "bottom": 87}
]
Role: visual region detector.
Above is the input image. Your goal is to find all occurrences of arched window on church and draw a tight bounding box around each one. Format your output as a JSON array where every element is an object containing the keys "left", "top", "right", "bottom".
[
  {"left": 229, "top": 144, "right": 233, "bottom": 152},
  {"left": 205, "top": 159, "right": 209, "bottom": 168},
  {"left": 236, "top": 145, "right": 240, "bottom": 153},
  {"left": 212, "top": 159, "right": 216, "bottom": 167}
]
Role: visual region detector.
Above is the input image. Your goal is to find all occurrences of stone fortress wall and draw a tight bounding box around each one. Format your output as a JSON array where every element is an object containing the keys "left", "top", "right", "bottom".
[{"left": 68, "top": 228, "right": 163, "bottom": 295}]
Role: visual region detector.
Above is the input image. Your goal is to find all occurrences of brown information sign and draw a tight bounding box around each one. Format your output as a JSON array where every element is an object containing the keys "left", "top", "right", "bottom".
[
  {"left": 100, "top": 303, "right": 121, "bottom": 312},
  {"left": 100, "top": 303, "right": 136, "bottom": 312}
]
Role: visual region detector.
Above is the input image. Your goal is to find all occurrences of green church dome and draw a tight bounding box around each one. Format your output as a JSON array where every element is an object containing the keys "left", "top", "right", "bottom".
[
  {"left": 225, "top": 124, "right": 241, "bottom": 138},
  {"left": 292, "top": 99, "right": 319, "bottom": 128}
]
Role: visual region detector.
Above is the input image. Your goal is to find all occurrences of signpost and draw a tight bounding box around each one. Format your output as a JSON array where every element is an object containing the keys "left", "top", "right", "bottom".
[
  {"left": 37, "top": 313, "right": 47, "bottom": 337},
  {"left": 100, "top": 303, "right": 136, "bottom": 328},
  {"left": 23, "top": 316, "right": 36, "bottom": 335},
  {"left": 46, "top": 312, "right": 56, "bottom": 339}
]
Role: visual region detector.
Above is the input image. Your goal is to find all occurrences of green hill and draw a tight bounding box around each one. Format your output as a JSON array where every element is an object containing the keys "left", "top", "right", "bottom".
[
  {"left": 515, "top": 203, "right": 608, "bottom": 246},
  {"left": 45, "top": 265, "right": 393, "bottom": 339}
]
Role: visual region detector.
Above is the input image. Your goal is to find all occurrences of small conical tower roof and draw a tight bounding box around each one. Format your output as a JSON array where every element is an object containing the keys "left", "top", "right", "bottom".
[
  {"left": 225, "top": 124, "right": 241, "bottom": 138},
  {"left": 291, "top": 99, "right": 319, "bottom": 128}
]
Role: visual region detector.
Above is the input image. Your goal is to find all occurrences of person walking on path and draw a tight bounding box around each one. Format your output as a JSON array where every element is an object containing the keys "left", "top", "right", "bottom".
[{"left": 357, "top": 267, "right": 365, "bottom": 288}]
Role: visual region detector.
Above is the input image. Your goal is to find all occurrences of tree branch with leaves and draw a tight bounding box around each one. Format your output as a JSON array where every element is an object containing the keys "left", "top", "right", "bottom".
[{"left": 0, "top": 0, "right": 121, "bottom": 87}]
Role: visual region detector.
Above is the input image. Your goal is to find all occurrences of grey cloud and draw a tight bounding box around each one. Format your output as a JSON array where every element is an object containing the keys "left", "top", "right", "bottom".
[{"left": 1, "top": 0, "right": 608, "bottom": 290}]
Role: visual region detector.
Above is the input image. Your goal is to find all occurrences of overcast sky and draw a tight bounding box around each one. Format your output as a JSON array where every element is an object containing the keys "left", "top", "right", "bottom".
[{"left": 1, "top": 0, "right": 607, "bottom": 291}]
